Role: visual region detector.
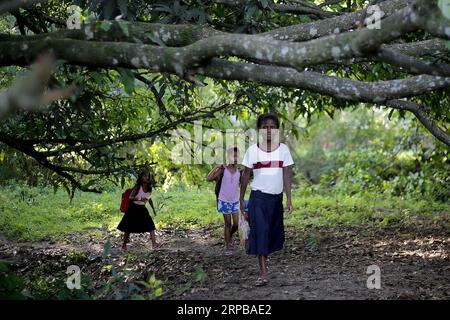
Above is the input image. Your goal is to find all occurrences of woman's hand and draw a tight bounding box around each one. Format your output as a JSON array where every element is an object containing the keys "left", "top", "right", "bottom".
[
  {"left": 285, "top": 200, "right": 294, "bottom": 215},
  {"left": 240, "top": 198, "right": 246, "bottom": 215}
]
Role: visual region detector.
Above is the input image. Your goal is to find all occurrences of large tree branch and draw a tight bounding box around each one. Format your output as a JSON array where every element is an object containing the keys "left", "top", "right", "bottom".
[
  {"left": 0, "top": 131, "right": 102, "bottom": 192},
  {"left": 0, "top": 0, "right": 47, "bottom": 15},
  {"left": 196, "top": 59, "right": 450, "bottom": 102},
  {"left": 213, "top": 0, "right": 339, "bottom": 19},
  {"left": 133, "top": 73, "right": 174, "bottom": 123},
  {"left": 1, "top": 37, "right": 448, "bottom": 104},
  {"left": 2, "top": 0, "right": 444, "bottom": 80},
  {"left": 375, "top": 48, "right": 450, "bottom": 76},
  {"left": 0, "top": 0, "right": 413, "bottom": 47},
  {"left": 263, "top": 0, "right": 413, "bottom": 41},
  {"left": 384, "top": 100, "right": 450, "bottom": 146}
]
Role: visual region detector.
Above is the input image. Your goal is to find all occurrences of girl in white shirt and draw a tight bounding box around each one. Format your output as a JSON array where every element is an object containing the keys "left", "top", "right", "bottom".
[{"left": 240, "top": 113, "right": 294, "bottom": 286}]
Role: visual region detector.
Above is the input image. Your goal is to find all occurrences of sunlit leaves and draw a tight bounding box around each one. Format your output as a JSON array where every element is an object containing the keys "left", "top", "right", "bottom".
[
  {"left": 438, "top": 0, "right": 450, "bottom": 19},
  {"left": 117, "top": 68, "right": 135, "bottom": 95}
]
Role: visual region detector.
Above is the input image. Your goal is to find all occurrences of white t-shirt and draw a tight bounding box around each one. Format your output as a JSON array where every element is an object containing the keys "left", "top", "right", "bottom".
[{"left": 241, "top": 143, "right": 294, "bottom": 195}]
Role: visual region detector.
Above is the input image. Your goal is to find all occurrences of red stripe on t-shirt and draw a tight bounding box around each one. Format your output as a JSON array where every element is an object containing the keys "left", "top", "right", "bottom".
[{"left": 253, "top": 160, "right": 284, "bottom": 169}]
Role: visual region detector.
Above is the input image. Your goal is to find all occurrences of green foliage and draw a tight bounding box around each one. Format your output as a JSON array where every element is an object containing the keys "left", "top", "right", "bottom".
[
  {"left": 95, "top": 268, "right": 163, "bottom": 300},
  {"left": 192, "top": 266, "right": 207, "bottom": 284},
  {"left": 0, "top": 0, "right": 449, "bottom": 195},
  {"left": 438, "top": 0, "right": 450, "bottom": 19},
  {"left": 1, "top": 183, "right": 449, "bottom": 244},
  {"left": 0, "top": 184, "right": 123, "bottom": 241},
  {"left": 0, "top": 261, "right": 26, "bottom": 300},
  {"left": 67, "top": 249, "right": 89, "bottom": 265},
  {"left": 95, "top": 240, "right": 163, "bottom": 300},
  {"left": 304, "top": 232, "right": 320, "bottom": 251},
  {"left": 294, "top": 109, "right": 450, "bottom": 202},
  {"left": 286, "top": 186, "right": 450, "bottom": 229}
]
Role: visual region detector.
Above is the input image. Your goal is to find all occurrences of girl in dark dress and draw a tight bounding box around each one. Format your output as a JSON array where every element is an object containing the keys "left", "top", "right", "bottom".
[{"left": 117, "top": 171, "right": 160, "bottom": 250}]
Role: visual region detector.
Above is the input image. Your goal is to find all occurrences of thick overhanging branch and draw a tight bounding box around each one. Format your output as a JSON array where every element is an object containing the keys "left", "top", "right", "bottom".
[
  {"left": 384, "top": 100, "right": 450, "bottom": 146},
  {"left": 0, "top": 0, "right": 413, "bottom": 47},
  {"left": 213, "top": 0, "right": 339, "bottom": 19},
  {"left": 0, "top": 37, "right": 448, "bottom": 104},
  {"left": 262, "top": 0, "right": 414, "bottom": 41},
  {"left": 0, "top": 0, "right": 47, "bottom": 15},
  {"left": 1, "top": 0, "right": 444, "bottom": 78},
  {"left": 382, "top": 39, "right": 448, "bottom": 58},
  {"left": 0, "top": 22, "right": 225, "bottom": 47},
  {"left": 0, "top": 131, "right": 102, "bottom": 192},
  {"left": 375, "top": 48, "right": 450, "bottom": 76},
  {"left": 196, "top": 59, "right": 450, "bottom": 102},
  {"left": 0, "top": 0, "right": 448, "bottom": 188}
]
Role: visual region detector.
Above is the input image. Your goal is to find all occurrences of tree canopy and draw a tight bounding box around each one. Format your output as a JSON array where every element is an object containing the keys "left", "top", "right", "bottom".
[{"left": 0, "top": 0, "right": 449, "bottom": 193}]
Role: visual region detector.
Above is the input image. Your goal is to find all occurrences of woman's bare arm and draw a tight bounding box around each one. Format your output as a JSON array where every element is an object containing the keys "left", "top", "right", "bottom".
[
  {"left": 239, "top": 167, "right": 251, "bottom": 214},
  {"left": 206, "top": 165, "right": 224, "bottom": 181},
  {"left": 283, "top": 165, "right": 294, "bottom": 215},
  {"left": 128, "top": 187, "right": 139, "bottom": 200},
  {"left": 148, "top": 198, "right": 156, "bottom": 215}
]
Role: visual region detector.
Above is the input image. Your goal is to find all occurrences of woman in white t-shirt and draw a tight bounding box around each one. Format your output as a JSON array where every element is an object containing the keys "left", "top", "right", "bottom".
[{"left": 240, "top": 113, "right": 294, "bottom": 286}]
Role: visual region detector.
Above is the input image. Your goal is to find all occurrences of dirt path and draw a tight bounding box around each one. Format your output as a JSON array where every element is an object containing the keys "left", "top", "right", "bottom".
[{"left": 0, "top": 225, "right": 449, "bottom": 300}]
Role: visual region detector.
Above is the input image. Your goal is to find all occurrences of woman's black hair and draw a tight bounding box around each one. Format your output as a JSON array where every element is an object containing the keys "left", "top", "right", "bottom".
[
  {"left": 135, "top": 170, "right": 153, "bottom": 192},
  {"left": 257, "top": 113, "right": 280, "bottom": 129}
]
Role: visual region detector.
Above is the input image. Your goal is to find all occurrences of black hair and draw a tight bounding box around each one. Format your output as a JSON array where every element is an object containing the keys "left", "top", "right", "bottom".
[
  {"left": 257, "top": 113, "right": 280, "bottom": 129},
  {"left": 135, "top": 170, "right": 153, "bottom": 193}
]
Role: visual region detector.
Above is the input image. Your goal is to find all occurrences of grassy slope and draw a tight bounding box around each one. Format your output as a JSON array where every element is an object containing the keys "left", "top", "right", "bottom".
[{"left": 0, "top": 185, "right": 449, "bottom": 241}]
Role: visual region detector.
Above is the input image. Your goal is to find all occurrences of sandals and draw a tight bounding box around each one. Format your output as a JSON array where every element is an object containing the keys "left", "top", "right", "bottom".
[{"left": 255, "top": 276, "right": 268, "bottom": 286}]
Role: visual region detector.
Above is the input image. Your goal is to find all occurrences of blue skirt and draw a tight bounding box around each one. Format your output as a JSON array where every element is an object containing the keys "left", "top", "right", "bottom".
[{"left": 247, "top": 190, "right": 285, "bottom": 256}]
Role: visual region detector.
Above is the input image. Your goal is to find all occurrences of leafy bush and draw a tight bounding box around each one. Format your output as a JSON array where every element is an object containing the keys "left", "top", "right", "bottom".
[{"left": 0, "top": 260, "right": 26, "bottom": 300}]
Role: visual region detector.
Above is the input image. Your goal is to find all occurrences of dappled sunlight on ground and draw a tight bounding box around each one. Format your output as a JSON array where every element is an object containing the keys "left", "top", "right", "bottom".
[
  {"left": 372, "top": 237, "right": 449, "bottom": 260},
  {"left": 1, "top": 224, "right": 449, "bottom": 299}
]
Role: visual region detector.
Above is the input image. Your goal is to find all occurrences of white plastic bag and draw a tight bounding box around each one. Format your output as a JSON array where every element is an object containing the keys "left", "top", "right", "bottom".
[{"left": 238, "top": 211, "right": 249, "bottom": 246}]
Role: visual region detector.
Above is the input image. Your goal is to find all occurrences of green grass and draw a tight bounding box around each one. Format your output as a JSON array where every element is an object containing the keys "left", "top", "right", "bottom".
[
  {"left": 288, "top": 191, "right": 450, "bottom": 229},
  {"left": 0, "top": 185, "right": 121, "bottom": 240},
  {"left": 0, "top": 184, "right": 449, "bottom": 241}
]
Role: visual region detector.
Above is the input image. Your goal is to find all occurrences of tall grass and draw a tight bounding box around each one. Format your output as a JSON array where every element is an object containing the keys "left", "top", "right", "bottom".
[{"left": 0, "top": 184, "right": 448, "bottom": 241}]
